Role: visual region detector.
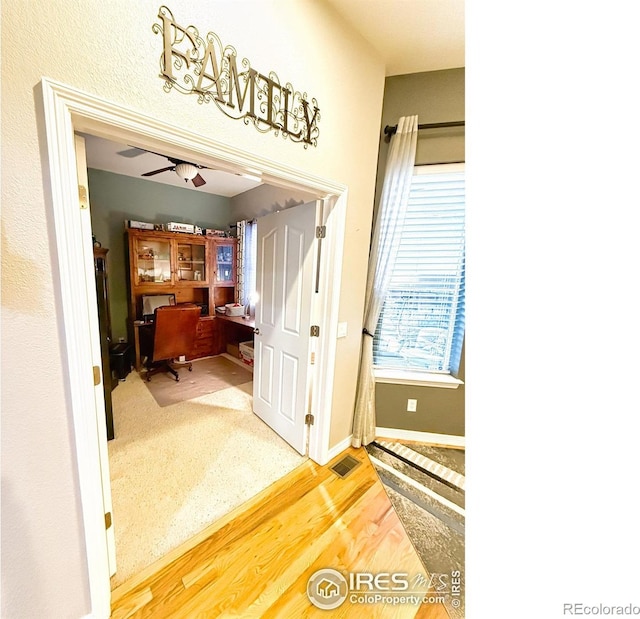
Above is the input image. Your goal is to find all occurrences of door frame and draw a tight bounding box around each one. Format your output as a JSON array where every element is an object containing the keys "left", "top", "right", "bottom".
[{"left": 38, "top": 77, "right": 346, "bottom": 617}]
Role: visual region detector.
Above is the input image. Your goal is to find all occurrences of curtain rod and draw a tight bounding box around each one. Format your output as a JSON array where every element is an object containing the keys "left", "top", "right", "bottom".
[{"left": 383, "top": 120, "right": 465, "bottom": 143}]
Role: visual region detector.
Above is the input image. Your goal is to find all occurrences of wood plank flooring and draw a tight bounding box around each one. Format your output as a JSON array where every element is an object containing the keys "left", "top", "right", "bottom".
[{"left": 111, "top": 447, "right": 451, "bottom": 618}]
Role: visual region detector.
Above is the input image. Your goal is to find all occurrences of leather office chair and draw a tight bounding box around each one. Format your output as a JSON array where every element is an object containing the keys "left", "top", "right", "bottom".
[{"left": 141, "top": 303, "right": 201, "bottom": 382}]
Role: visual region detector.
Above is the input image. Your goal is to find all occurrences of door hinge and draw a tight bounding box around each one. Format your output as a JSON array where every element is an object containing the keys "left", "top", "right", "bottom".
[
  {"left": 78, "top": 185, "right": 88, "bottom": 209},
  {"left": 105, "top": 511, "right": 112, "bottom": 530},
  {"left": 93, "top": 365, "right": 101, "bottom": 386},
  {"left": 305, "top": 413, "right": 315, "bottom": 426},
  {"left": 310, "top": 325, "right": 320, "bottom": 337},
  {"left": 315, "top": 225, "right": 326, "bottom": 239}
]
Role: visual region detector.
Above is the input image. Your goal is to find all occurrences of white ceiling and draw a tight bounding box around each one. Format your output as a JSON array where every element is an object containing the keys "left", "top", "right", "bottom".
[
  {"left": 84, "top": 1, "right": 464, "bottom": 195},
  {"left": 84, "top": 135, "right": 261, "bottom": 198},
  {"left": 325, "top": 0, "right": 465, "bottom": 75}
]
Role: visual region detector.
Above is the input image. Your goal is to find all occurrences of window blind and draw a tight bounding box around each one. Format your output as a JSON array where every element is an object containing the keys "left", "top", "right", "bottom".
[
  {"left": 373, "top": 164, "right": 465, "bottom": 374},
  {"left": 236, "top": 219, "right": 257, "bottom": 307}
]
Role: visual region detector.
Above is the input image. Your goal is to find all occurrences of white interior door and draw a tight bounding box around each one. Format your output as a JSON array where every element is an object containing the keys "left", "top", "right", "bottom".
[
  {"left": 254, "top": 201, "right": 317, "bottom": 455},
  {"left": 75, "top": 134, "right": 117, "bottom": 577}
]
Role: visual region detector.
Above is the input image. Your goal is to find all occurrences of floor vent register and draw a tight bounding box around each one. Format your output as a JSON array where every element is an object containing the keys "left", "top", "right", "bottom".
[{"left": 329, "top": 454, "right": 361, "bottom": 479}]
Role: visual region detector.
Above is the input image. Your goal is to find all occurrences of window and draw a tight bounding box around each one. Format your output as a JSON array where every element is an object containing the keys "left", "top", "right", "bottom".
[
  {"left": 373, "top": 163, "right": 465, "bottom": 377},
  {"left": 237, "top": 219, "right": 257, "bottom": 308}
]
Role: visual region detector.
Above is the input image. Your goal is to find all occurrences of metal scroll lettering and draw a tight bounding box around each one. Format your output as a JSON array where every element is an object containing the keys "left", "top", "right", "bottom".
[{"left": 153, "top": 6, "right": 320, "bottom": 148}]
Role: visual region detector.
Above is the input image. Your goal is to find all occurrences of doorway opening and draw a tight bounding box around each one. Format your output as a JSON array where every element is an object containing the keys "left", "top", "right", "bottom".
[
  {"left": 39, "top": 77, "right": 346, "bottom": 616},
  {"left": 83, "top": 132, "right": 324, "bottom": 585}
]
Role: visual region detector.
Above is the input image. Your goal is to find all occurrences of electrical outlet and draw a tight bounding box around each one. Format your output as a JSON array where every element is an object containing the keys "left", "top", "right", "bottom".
[
  {"left": 407, "top": 398, "right": 417, "bottom": 412},
  {"left": 118, "top": 337, "right": 126, "bottom": 343}
]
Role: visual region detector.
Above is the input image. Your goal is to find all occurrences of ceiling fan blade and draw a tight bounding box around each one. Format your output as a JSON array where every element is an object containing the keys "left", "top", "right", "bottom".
[
  {"left": 117, "top": 147, "right": 145, "bottom": 158},
  {"left": 191, "top": 173, "right": 206, "bottom": 187},
  {"left": 119, "top": 146, "right": 176, "bottom": 160},
  {"left": 142, "top": 166, "right": 174, "bottom": 177}
]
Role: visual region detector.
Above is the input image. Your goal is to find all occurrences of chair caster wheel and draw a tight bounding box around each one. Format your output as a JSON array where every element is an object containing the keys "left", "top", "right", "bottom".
[{"left": 188, "top": 366, "right": 193, "bottom": 372}]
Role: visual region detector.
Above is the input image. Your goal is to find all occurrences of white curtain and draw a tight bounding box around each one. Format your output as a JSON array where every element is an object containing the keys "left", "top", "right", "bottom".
[
  {"left": 236, "top": 219, "right": 257, "bottom": 307},
  {"left": 352, "top": 116, "right": 418, "bottom": 448}
]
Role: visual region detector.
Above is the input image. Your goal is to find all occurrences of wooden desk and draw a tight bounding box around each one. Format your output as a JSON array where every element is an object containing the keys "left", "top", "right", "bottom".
[
  {"left": 216, "top": 314, "right": 255, "bottom": 359},
  {"left": 133, "top": 315, "right": 254, "bottom": 371},
  {"left": 216, "top": 314, "right": 255, "bottom": 329}
]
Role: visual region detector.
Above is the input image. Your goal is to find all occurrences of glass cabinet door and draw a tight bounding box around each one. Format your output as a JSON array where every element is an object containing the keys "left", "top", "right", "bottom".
[
  {"left": 215, "top": 243, "right": 234, "bottom": 283},
  {"left": 134, "top": 238, "right": 171, "bottom": 285},
  {"left": 176, "top": 241, "right": 207, "bottom": 282}
]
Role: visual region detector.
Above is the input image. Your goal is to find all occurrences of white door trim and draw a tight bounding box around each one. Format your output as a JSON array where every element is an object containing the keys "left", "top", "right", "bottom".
[
  {"left": 73, "top": 134, "right": 117, "bottom": 576},
  {"left": 38, "top": 77, "right": 346, "bottom": 617},
  {"left": 308, "top": 194, "right": 346, "bottom": 465}
]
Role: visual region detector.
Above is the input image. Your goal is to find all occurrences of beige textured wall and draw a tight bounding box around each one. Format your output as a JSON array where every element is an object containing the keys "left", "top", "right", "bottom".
[
  {"left": 230, "top": 184, "right": 317, "bottom": 221},
  {"left": 1, "top": 1, "right": 384, "bottom": 616}
]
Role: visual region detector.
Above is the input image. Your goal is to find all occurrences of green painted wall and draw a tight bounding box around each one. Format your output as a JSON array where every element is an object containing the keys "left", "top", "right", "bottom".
[
  {"left": 88, "top": 169, "right": 234, "bottom": 341},
  {"left": 374, "top": 68, "right": 465, "bottom": 437}
]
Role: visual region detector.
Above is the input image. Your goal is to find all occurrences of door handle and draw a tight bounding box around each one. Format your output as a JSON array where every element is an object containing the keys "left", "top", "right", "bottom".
[{"left": 253, "top": 328, "right": 260, "bottom": 335}]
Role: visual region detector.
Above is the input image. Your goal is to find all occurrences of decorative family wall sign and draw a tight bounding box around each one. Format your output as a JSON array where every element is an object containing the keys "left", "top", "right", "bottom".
[{"left": 154, "top": 6, "right": 320, "bottom": 148}]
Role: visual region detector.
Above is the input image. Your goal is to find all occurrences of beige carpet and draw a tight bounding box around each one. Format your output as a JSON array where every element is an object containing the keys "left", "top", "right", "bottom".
[
  {"left": 108, "top": 359, "right": 306, "bottom": 587},
  {"left": 143, "top": 355, "right": 254, "bottom": 407}
]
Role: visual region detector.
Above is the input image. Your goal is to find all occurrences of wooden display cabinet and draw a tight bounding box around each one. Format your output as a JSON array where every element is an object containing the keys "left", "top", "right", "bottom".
[
  {"left": 127, "top": 229, "right": 238, "bottom": 369},
  {"left": 129, "top": 228, "right": 208, "bottom": 283},
  {"left": 211, "top": 238, "right": 237, "bottom": 309}
]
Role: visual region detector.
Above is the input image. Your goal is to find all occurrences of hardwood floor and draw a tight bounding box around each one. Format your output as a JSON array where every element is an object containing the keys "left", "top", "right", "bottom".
[{"left": 111, "top": 447, "right": 451, "bottom": 618}]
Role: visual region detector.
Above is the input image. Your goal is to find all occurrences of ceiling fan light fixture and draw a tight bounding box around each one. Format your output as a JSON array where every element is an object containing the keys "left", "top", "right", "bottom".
[{"left": 175, "top": 162, "right": 198, "bottom": 181}]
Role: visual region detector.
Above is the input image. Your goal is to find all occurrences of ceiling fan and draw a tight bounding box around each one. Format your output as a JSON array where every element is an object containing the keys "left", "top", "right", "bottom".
[
  {"left": 117, "top": 145, "right": 263, "bottom": 186},
  {"left": 142, "top": 156, "right": 208, "bottom": 187},
  {"left": 117, "top": 147, "right": 208, "bottom": 187}
]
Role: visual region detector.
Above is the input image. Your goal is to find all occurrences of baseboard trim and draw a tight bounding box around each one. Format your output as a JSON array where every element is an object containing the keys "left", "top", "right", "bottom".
[
  {"left": 375, "top": 427, "right": 465, "bottom": 449},
  {"left": 323, "top": 435, "right": 354, "bottom": 464}
]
